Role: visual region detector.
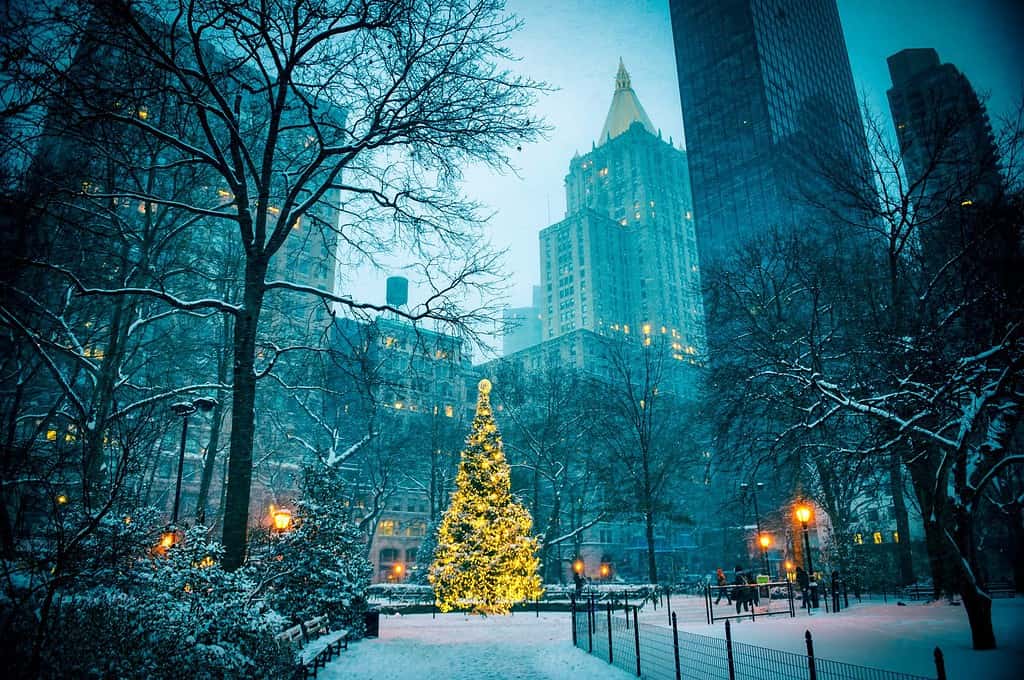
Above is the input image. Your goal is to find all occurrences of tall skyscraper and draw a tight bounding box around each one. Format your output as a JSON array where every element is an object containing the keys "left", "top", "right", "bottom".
[
  {"left": 887, "top": 48, "right": 1001, "bottom": 207},
  {"left": 538, "top": 62, "right": 705, "bottom": 362},
  {"left": 668, "top": 0, "right": 868, "bottom": 264}
]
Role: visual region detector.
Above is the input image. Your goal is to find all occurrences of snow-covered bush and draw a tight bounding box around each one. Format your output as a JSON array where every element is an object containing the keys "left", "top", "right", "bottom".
[
  {"left": 263, "top": 466, "right": 372, "bottom": 631},
  {"left": 9, "top": 523, "right": 292, "bottom": 679}
]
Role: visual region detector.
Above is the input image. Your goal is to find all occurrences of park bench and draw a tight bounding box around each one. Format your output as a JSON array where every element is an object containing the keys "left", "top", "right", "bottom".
[{"left": 276, "top": 614, "right": 349, "bottom": 679}]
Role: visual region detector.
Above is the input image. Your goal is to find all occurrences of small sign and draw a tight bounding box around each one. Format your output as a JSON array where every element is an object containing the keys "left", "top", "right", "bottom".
[{"left": 756, "top": 575, "right": 770, "bottom": 585}]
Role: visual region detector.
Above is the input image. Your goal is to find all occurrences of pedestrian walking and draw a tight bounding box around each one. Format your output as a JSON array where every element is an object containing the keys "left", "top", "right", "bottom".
[
  {"left": 714, "top": 567, "right": 731, "bottom": 604},
  {"left": 796, "top": 565, "right": 811, "bottom": 609},
  {"left": 733, "top": 565, "right": 750, "bottom": 614}
]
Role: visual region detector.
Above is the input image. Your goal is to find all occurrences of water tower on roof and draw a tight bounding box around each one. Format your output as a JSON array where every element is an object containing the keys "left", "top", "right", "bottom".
[{"left": 386, "top": 276, "right": 408, "bottom": 311}]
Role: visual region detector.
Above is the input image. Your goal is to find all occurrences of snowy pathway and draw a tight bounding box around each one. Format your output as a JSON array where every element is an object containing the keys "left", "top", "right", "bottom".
[{"left": 320, "top": 612, "right": 630, "bottom": 680}]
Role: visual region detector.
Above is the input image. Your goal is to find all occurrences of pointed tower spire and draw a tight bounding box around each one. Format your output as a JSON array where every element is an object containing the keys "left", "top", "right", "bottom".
[
  {"left": 599, "top": 60, "right": 656, "bottom": 145},
  {"left": 615, "top": 57, "right": 630, "bottom": 91}
]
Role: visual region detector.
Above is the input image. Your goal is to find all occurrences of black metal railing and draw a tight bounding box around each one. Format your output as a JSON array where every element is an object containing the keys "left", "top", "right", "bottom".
[
  {"left": 705, "top": 581, "right": 797, "bottom": 623},
  {"left": 571, "top": 597, "right": 945, "bottom": 680}
]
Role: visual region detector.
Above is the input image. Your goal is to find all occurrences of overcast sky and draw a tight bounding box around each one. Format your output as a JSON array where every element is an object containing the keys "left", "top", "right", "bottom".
[{"left": 343, "top": 0, "right": 1023, "bottom": 350}]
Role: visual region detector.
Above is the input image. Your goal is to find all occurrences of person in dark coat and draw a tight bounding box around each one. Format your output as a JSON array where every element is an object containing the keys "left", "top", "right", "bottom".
[
  {"left": 574, "top": 570, "right": 584, "bottom": 598},
  {"left": 796, "top": 565, "right": 811, "bottom": 609},
  {"left": 733, "top": 565, "right": 750, "bottom": 614}
]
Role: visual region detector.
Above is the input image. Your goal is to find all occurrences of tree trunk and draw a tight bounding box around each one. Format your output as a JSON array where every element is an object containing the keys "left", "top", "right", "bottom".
[
  {"left": 645, "top": 508, "right": 658, "bottom": 584},
  {"left": 193, "top": 399, "right": 224, "bottom": 525},
  {"left": 888, "top": 451, "right": 915, "bottom": 585},
  {"left": 960, "top": 584, "right": 996, "bottom": 649},
  {"left": 905, "top": 452, "right": 957, "bottom": 598},
  {"left": 221, "top": 263, "right": 265, "bottom": 570}
]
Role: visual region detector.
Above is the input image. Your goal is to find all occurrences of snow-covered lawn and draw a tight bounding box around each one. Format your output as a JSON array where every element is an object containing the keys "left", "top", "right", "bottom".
[
  {"left": 660, "top": 596, "right": 1024, "bottom": 679},
  {"left": 322, "top": 599, "right": 1023, "bottom": 679},
  {"left": 321, "top": 612, "right": 629, "bottom": 679}
]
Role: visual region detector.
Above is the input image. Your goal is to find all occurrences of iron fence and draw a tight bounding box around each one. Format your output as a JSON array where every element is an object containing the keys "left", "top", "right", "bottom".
[{"left": 571, "top": 598, "right": 945, "bottom": 680}]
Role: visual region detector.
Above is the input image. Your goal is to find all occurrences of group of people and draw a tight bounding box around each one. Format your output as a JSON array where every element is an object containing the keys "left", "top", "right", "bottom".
[
  {"left": 713, "top": 565, "right": 762, "bottom": 614},
  {"left": 713, "top": 564, "right": 828, "bottom": 614}
]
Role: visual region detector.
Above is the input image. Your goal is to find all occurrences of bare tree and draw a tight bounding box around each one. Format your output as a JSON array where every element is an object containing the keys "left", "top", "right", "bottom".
[{"left": 14, "top": 1, "right": 544, "bottom": 568}]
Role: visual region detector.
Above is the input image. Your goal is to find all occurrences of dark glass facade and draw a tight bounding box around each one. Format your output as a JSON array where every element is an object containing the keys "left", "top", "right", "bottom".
[{"left": 668, "top": 0, "right": 868, "bottom": 264}]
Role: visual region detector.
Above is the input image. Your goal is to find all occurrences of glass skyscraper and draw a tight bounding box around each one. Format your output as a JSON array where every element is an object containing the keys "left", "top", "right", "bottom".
[{"left": 668, "top": 0, "right": 868, "bottom": 265}]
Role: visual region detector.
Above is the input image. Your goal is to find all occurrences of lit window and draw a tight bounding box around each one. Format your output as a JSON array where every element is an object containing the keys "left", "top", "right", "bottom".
[
  {"left": 892, "top": 531, "right": 900, "bottom": 543},
  {"left": 642, "top": 323, "right": 651, "bottom": 335},
  {"left": 598, "top": 167, "right": 608, "bottom": 177},
  {"left": 46, "top": 430, "right": 57, "bottom": 442},
  {"left": 853, "top": 533, "right": 863, "bottom": 545},
  {"left": 394, "top": 401, "right": 403, "bottom": 410},
  {"left": 384, "top": 336, "right": 396, "bottom": 348},
  {"left": 137, "top": 107, "right": 148, "bottom": 120},
  {"left": 379, "top": 520, "right": 396, "bottom": 536},
  {"left": 872, "top": 532, "right": 883, "bottom": 545},
  {"left": 960, "top": 200, "right": 973, "bottom": 207},
  {"left": 444, "top": 404, "right": 454, "bottom": 418},
  {"left": 643, "top": 337, "right": 651, "bottom": 346}
]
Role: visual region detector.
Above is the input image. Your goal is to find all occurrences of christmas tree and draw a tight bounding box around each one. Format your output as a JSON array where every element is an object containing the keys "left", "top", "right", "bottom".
[{"left": 430, "top": 379, "right": 543, "bottom": 614}]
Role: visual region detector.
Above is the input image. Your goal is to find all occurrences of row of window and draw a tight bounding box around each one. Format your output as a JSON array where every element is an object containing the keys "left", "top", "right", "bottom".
[
  {"left": 854, "top": 531, "right": 899, "bottom": 545},
  {"left": 378, "top": 519, "right": 427, "bottom": 537}
]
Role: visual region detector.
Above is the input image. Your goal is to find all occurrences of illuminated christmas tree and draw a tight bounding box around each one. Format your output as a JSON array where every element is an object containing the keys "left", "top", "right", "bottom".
[{"left": 429, "top": 378, "right": 542, "bottom": 614}]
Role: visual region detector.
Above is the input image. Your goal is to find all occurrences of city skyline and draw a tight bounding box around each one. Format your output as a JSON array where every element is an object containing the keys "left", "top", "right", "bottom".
[{"left": 340, "top": 0, "right": 1023, "bottom": 344}]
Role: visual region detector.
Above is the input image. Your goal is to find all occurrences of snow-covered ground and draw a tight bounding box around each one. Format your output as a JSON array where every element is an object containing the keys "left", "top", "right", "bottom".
[
  {"left": 664, "top": 596, "right": 1024, "bottom": 679},
  {"left": 322, "top": 599, "right": 1024, "bottom": 679},
  {"left": 322, "top": 611, "right": 630, "bottom": 679}
]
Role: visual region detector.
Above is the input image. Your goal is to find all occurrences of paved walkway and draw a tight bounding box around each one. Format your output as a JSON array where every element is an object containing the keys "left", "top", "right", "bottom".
[{"left": 320, "top": 612, "right": 630, "bottom": 679}]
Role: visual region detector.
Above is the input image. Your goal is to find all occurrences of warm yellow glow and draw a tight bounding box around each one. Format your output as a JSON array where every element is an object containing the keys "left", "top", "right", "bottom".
[
  {"left": 430, "top": 378, "right": 542, "bottom": 615},
  {"left": 642, "top": 323, "right": 651, "bottom": 335},
  {"left": 272, "top": 508, "right": 292, "bottom": 531},
  {"left": 445, "top": 404, "right": 454, "bottom": 418},
  {"left": 46, "top": 430, "right": 57, "bottom": 441},
  {"left": 56, "top": 494, "right": 68, "bottom": 505},
  {"left": 795, "top": 505, "right": 812, "bottom": 524},
  {"left": 759, "top": 534, "right": 771, "bottom": 548},
  {"left": 124, "top": 516, "right": 132, "bottom": 525},
  {"left": 573, "top": 559, "right": 584, "bottom": 574},
  {"left": 873, "top": 531, "right": 883, "bottom": 545},
  {"left": 599, "top": 564, "right": 610, "bottom": 577},
  {"left": 160, "top": 532, "right": 176, "bottom": 549},
  {"left": 394, "top": 401, "right": 404, "bottom": 410},
  {"left": 393, "top": 563, "right": 404, "bottom": 575},
  {"left": 137, "top": 107, "right": 148, "bottom": 120},
  {"left": 960, "top": 199, "right": 973, "bottom": 206},
  {"left": 854, "top": 533, "right": 863, "bottom": 545},
  {"left": 197, "top": 555, "right": 215, "bottom": 568},
  {"left": 893, "top": 531, "right": 900, "bottom": 543},
  {"left": 784, "top": 560, "right": 793, "bottom": 570}
]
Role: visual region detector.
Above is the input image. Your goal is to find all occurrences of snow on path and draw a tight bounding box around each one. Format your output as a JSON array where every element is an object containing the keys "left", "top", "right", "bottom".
[{"left": 320, "top": 612, "right": 630, "bottom": 680}]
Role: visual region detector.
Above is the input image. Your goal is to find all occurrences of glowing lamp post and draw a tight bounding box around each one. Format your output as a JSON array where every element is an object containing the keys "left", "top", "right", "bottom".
[
  {"left": 599, "top": 563, "right": 611, "bottom": 580},
  {"left": 271, "top": 507, "right": 292, "bottom": 533},
  {"left": 758, "top": 533, "right": 771, "bottom": 576},
  {"left": 573, "top": 558, "right": 585, "bottom": 575},
  {"left": 392, "top": 562, "right": 405, "bottom": 582},
  {"left": 795, "top": 504, "right": 814, "bottom": 576}
]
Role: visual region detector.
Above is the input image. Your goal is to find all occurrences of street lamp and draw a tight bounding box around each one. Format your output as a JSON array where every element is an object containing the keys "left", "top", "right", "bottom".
[
  {"left": 795, "top": 503, "right": 814, "bottom": 576},
  {"left": 169, "top": 397, "right": 218, "bottom": 525},
  {"left": 392, "top": 562, "right": 405, "bottom": 581},
  {"left": 758, "top": 533, "right": 771, "bottom": 576},
  {"left": 272, "top": 507, "right": 292, "bottom": 533},
  {"left": 599, "top": 563, "right": 611, "bottom": 580},
  {"left": 573, "top": 558, "right": 585, "bottom": 575},
  {"left": 740, "top": 481, "right": 768, "bottom": 574}
]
